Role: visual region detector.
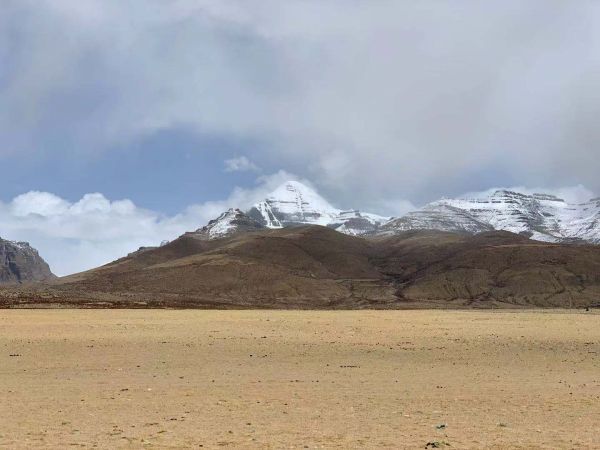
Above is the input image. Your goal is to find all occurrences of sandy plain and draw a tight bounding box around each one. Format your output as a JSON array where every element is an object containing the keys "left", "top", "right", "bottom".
[{"left": 1, "top": 310, "right": 599, "bottom": 449}]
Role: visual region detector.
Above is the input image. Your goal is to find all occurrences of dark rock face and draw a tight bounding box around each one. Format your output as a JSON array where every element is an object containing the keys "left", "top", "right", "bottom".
[{"left": 0, "top": 239, "right": 55, "bottom": 284}]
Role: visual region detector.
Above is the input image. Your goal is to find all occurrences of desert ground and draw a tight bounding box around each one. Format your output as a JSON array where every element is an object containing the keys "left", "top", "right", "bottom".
[{"left": 1, "top": 310, "right": 599, "bottom": 449}]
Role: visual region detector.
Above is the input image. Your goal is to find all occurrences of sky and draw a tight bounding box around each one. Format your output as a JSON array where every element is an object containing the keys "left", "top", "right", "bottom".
[{"left": 1, "top": 0, "right": 599, "bottom": 275}]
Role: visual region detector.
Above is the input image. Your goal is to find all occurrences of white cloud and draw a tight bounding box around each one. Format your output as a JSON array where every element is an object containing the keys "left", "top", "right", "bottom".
[
  {"left": 182, "top": 170, "right": 310, "bottom": 220},
  {"left": 10, "top": 192, "right": 71, "bottom": 217},
  {"left": 370, "top": 199, "right": 417, "bottom": 219},
  {"left": 224, "top": 156, "right": 260, "bottom": 173},
  {"left": 0, "top": 193, "right": 185, "bottom": 276}
]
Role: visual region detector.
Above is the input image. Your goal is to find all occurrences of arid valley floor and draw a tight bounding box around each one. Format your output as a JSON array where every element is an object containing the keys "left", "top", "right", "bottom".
[{"left": 1, "top": 310, "right": 599, "bottom": 449}]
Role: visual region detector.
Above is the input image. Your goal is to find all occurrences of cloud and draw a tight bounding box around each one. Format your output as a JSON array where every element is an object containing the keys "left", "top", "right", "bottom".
[
  {"left": 0, "top": 192, "right": 184, "bottom": 276},
  {"left": 1, "top": 1, "right": 599, "bottom": 212},
  {"left": 370, "top": 199, "right": 417, "bottom": 219},
  {"left": 224, "top": 156, "right": 260, "bottom": 172},
  {"left": 182, "top": 170, "right": 312, "bottom": 221}
]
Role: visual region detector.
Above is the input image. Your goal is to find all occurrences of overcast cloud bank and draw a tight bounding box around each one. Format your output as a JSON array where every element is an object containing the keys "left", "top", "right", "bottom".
[{"left": 2, "top": 0, "right": 600, "bottom": 208}]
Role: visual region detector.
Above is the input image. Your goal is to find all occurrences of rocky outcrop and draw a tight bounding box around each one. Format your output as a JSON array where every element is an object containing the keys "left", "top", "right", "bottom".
[{"left": 0, "top": 238, "right": 54, "bottom": 284}]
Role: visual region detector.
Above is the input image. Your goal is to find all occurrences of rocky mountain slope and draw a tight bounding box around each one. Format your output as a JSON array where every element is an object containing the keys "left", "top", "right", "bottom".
[
  {"left": 0, "top": 238, "right": 54, "bottom": 284},
  {"left": 382, "top": 190, "right": 600, "bottom": 243},
  {"left": 5, "top": 227, "right": 600, "bottom": 309}
]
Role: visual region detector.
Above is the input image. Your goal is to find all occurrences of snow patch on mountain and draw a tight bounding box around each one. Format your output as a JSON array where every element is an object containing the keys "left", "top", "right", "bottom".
[{"left": 250, "top": 181, "right": 341, "bottom": 227}]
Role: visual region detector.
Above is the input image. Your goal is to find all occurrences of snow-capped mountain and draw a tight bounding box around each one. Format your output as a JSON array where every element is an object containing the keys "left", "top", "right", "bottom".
[
  {"left": 191, "top": 208, "right": 265, "bottom": 240},
  {"left": 246, "top": 181, "right": 388, "bottom": 235},
  {"left": 381, "top": 190, "right": 600, "bottom": 243},
  {"left": 194, "top": 183, "right": 600, "bottom": 244}
]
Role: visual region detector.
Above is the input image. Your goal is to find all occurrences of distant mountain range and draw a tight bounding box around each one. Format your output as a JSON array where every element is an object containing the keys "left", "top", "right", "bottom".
[
  {"left": 2, "top": 180, "right": 600, "bottom": 286},
  {"left": 381, "top": 190, "right": 600, "bottom": 243},
  {"left": 182, "top": 181, "right": 390, "bottom": 241},
  {"left": 198, "top": 181, "right": 600, "bottom": 244},
  {"left": 3, "top": 180, "right": 600, "bottom": 309}
]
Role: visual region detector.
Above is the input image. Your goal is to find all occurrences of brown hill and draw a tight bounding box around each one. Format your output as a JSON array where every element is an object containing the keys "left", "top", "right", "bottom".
[
  {"left": 372, "top": 230, "right": 600, "bottom": 308},
  {"left": 2, "top": 227, "right": 600, "bottom": 308},
  {"left": 49, "top": 226, "right": 388, "bottom": 308}
]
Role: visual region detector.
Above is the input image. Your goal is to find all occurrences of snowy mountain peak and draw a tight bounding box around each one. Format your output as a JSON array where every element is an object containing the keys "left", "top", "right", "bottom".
[
  {"left": 264, "top": 181, "right": 339, "bottom": 217},
  {"left": 246, "top": 180, "right": 388, "bottom": 235},
  {"left": 248, "top": 181, "right": 339, "bottom": 228}
]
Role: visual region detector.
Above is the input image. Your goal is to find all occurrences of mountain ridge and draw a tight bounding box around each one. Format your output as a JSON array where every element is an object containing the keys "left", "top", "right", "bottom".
[
  {"left": 225, "top": 182, "right": 600, "bottom": 244},
  {"left": 5, "top": 227, "right": 600, "bottom": 309},
  {"left": 383, "top": 189, "right": 600, "bottom": 243}
]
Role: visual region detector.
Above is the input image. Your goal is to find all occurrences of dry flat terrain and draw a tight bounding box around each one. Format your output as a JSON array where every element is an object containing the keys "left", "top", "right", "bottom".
[{"left": 1, "top": 311, "right": 599, "bottom": 449}]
